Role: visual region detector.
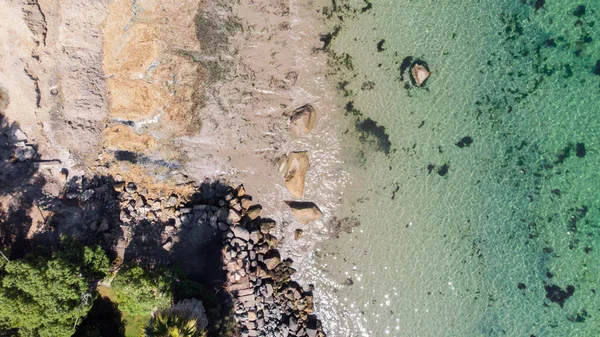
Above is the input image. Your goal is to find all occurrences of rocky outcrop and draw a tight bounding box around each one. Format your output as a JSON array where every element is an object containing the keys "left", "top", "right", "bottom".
[
  {"left": 411, "top": 61, "right": 430, "bottom": 87},
  {"left": 285, "top": 201, "right": 323, "bottom": 224},
  {"left": 282, "top": 152, "right": 309, "bottom": 199},
  {"left": 65, "top": 177, "right": 327, "bottom": 337},
  {"left": 289, "top": 104, "right": 317, "bottom": 137},
  {"left": 220, "top": 185, "right": 326, "bottom": 337}
]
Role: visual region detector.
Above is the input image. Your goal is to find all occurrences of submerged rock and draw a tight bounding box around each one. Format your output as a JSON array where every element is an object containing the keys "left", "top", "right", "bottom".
[
  {"left": 410, "top": 60, "right": 430, "bottom": 87},
  {"left": 282, "top": 152, "right": 309, "bottom": 198},
  {"left": 289, "top": 104, "right": 317, "bottom": 137},
  {"left": 285, "top": 201, "right": 323, "bottom": 224}
]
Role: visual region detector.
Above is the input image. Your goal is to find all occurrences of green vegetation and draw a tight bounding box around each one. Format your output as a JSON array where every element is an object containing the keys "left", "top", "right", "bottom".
[
  {"left": 144, "top": 313, "right": 200, "bottom": 337},
  {"left": 142, "top": 299, "right": 208, "bottom": 337},
  {"left": 0, "top": 238, "right": 109, "bottom": 337},
  {"left": 0, "top": 238, "right": 235, "bottom": 337},
  {"left": 95, "top": 286, "right": 146, "bottom": 337},
  {"left": 111, "top": 265, "right": 174, "bottom": 317}
]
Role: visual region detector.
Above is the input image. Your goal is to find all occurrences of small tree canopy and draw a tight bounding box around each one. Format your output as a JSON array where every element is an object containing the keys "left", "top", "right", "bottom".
[
  {"left": 111, "top": 265, "right": 173, "bottom": 316},
  {"left": 0, "top": 238, "right": 109, "bottom": 337}
]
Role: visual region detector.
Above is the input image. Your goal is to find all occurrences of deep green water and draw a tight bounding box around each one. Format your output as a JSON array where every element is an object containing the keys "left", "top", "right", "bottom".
[{"left": 313, "top": 1, "right": 600, "bottom": 336}]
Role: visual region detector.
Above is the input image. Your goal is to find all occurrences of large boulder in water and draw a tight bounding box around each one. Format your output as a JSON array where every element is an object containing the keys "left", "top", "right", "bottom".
[
  {"left": 282, "top": 152, "right": 309, "bottom": 198},
  {"left": 289, "top": 104, "right": 317, "bottom": 137},
  {"left": 411, "top": 61, "right": 430, "bottom": 87},
  {"left": 285, "top": 201, "right": 323, "bottom": 224}
]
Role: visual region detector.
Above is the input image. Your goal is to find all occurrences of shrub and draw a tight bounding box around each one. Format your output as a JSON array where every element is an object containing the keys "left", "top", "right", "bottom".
[
  {"left": 143, "top": 299, "right": 208, "bottom": 337},
  {"left": 0, "top": 238, "right": 109, "bottom": 337},
  {"left": 111, "top": 265, "right": 173, "bottom": 316}
]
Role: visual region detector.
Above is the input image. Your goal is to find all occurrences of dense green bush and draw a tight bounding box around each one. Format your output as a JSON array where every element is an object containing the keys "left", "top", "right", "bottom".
[
  {"left": 0, "top": 238, "right": 109, "bottom": 337},
  {"left": 111, "top": 265, "right": 173, "bottom": 316}
]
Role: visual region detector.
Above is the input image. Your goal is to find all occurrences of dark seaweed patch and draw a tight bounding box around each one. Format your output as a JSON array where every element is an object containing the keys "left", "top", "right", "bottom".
[
  {"left": 344, "top": 101, "right": 362, "bottom": 117},
  {"left": 573, "top": 5, "right": 586, "bottom": 17},
  {"left": 545, "top": 39, "right": 556, "bottom": 47},
  {"left": 355, "top": 118, "right": 392, "bottom": 154},
  {"left": 399, "top": 56, "right": 413, "bottom": 82},
  {"left": 391, "top": 184, "right": 400, "bottom": 200},
  {"left": 564, "top": 64, "right": 573, "bottom": 78},
  {"left": 501, "top": 13, "right": 524, "bottom": 41},
  {"left": 455, "top": 136, "right": 473, "bottom": 148},
  {"left": 437, "top": 164, "right": 449, "bottom": 177},
  {"left": 567, "top": 309, "right": 588, "bottom": 323},
  {"left": 532, "top": 0, "right": 545, "bottom": 12},
  {"left": 517, "top": 283, "right": 527, "bottom": 290},
  {"left": 592, "top": 60, "right": 600, "bottom": 75},
  {"left": 345, "top": 101, "right": 354, "bottom": 113},
  {"left": 361, "top": 0, "right": 372, "bottom": 13},
  {"left": 337, "top": 80, "right": 351, "bottom": 97},
  {"left": 426, "top": 164, "right": 435, "bottom": 174},
  {"left": 376, "top": 39, "right": 386, "bottom": 52},
  {"left": 544, "top": 284, "right": 575, "bottom": 308},
  {"left": 318, "top": 26, "right": 341, "bottom": 52},
  {"left": 575, "top": 142, "right": 586, "bottom": 157},
  {"left": 568, "top": 205, "right": 588, "bottom": 233},
  {"left": 554, "top": 145, "right": 572, "bottom": 165},
  {"left": 361, "top": 81, "right": 375, "bottom": 90}
]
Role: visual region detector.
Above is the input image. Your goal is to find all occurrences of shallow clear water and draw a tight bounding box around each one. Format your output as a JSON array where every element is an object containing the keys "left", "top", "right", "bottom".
[{"left": 310, "top": 1, "right": 600, "bottom": 336}]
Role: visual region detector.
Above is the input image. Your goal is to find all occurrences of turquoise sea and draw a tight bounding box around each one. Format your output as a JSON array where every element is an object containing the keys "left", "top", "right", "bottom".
[{"left": 313, "top": 0, "right": 600, "bottom": 336}]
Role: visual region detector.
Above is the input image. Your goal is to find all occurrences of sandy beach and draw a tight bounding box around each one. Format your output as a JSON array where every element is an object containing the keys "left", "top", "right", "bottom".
[{"left": 0, "top": 0, "right": 344, "bottom": 335}]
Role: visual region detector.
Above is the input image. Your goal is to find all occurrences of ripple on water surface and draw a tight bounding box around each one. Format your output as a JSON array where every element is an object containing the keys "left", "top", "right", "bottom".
[{"left": 311, "top": 0, "right": 600, "bottom": 336}]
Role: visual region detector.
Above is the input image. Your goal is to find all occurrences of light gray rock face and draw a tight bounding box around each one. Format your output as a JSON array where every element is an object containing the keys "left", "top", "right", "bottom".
[
  {"left": 227, "top": 209, "right": 242, "bottom": 224},
  {"left": 166, "top": 194, "right": 179, "bottom": 206},
  {"left": 289, "top": 104, "right": 317, "bottom": 137},
  {"left": 233, "top": 225, "right": 250, "bottom": 241},
  {"left": 282, "top": 152, "right": 309, "bottom": 199}
]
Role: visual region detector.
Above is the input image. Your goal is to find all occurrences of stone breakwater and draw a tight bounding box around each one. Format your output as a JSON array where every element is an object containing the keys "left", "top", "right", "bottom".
[
  {"left": 113, "top": 179, "right": 326, "bottom": 337},
  {"left": 222, "top": 184, "right": 326, "bottom": 337}
]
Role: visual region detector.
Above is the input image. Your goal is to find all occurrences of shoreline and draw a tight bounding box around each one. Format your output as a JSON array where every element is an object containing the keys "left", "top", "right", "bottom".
[{"left": 0, "top": 0, "right": 347, "bottom": 336}]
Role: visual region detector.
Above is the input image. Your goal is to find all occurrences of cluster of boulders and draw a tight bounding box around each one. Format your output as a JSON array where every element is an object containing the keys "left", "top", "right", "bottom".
[
  {"left": 115, "top": 181, "right": 184, "bottom": 225},
  {"left": 280, "top": 105, "right": 323, "bottom": 224},
  {"left": 221, "top": 185, "right": 326, "bottom": 337},
  {"left": 112, "top": 179, "right": 327, "bottom": 336}
]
